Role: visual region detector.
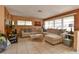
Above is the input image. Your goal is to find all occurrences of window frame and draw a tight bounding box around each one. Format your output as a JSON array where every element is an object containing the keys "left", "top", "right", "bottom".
[{"left": 17, "top": 20, "right": 32, "bottom": 26}]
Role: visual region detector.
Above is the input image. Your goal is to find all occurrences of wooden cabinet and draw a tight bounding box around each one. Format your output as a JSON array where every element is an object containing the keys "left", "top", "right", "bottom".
[
  {"left": 8, "top": 33, "right": 17, "bottom": 44},
  {"left": 63, "top": 34, "right": 74, "bottom": 47}
]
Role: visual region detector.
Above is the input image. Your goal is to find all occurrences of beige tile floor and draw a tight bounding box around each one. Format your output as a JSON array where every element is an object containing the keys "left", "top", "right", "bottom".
[{"left": 2, "top": 38, "right": 76, "bottom": 54}]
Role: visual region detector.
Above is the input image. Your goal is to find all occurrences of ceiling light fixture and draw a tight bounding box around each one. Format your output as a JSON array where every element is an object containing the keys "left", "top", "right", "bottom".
[{"left": 38, "top": 10, "right": 42, "bottom": 12}]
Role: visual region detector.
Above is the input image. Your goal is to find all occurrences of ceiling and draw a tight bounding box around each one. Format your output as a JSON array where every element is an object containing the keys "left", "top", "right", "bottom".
[{"left": 6, "top": 5, "right": 79, "bottom": 19}]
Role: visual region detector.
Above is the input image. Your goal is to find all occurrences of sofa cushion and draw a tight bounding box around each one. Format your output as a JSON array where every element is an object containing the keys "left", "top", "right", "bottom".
[
  {"left": 47, "top": 29, "right": 65, "bottom": 35},
  {"left": 45, "top": 33, "right": 62, "bottom": 40},
  {"left": 44, "top": 33, "right": 63, "bottom": 45}
]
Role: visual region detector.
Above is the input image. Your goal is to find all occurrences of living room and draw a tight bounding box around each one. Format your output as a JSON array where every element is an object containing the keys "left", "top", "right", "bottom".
[{"left": 0, "top": 5, "right": 79, "bottom": 53}]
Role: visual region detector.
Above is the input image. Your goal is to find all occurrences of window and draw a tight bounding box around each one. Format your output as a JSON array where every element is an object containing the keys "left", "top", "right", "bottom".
[
  {"left": 17, "top": 20, "right": 25, "bottom": 25},
  {"left": 44, "top": 20, "right": 54, "bottom": 29},
  {"left": 55, "top": 19, "right": 62, "bottom": 29},
  {"left": 12, "top": 21, "right": 15, "bottom": 25},
  {"left": 44, "top": 21, "right": 49, "bottom": 29},
  {"left": 44, "top": 15, "right": 74, "bottom": 31},
  {"left": 17, "top": 20, "right": 32, "bottom": 26},
  {"left": 63, "top": 16, "right": 74, "bottom": 31},
  {"left": 49, "top": 21, "right": 54, "bottom": 29},
  {"left": 25, "top": 21, "right": 32, "bottom": 25}
]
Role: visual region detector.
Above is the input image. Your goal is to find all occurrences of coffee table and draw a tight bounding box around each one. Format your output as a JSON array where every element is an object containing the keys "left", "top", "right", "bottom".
[{"left": 30, "top": 34, "right": 43, "bottom": 41}]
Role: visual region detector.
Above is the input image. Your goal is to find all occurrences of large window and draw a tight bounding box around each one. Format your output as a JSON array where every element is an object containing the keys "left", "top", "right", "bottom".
[
  {"left": 17, "top": 21, "right": 25, "bottom": 25},
  {"left": 55, "top": 19, "right": 62, "bottom": 29},
  {"left": 17, "top": 20, "right": 32, "bottom": 26},
  {"left": 63, "top": 16, "right": 74, "bottom": 31},
  {"left": 44, "top": 15, "right": 74, "bottom": 31},
  {"left": 44, "top": 21, "right": 50, "bottom": 29},
  {"left": 44, "top": 20, "right": 54, "bottom": 29},
  {"left": 25, "top": 21, "right": 32, "bottom": 25},
  {"left": 49, "top": 21, "right": 54, "bottom": 29}
]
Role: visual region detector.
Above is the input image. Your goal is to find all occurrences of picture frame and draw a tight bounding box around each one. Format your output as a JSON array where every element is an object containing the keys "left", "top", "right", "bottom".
[{"left": 34, "top": 21, "right": 41, "bottom": 26}]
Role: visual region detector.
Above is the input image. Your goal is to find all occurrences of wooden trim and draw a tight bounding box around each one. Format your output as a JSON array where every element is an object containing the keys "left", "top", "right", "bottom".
[{"left": 43, "top": 8, "right": 79, "bottom": 20}]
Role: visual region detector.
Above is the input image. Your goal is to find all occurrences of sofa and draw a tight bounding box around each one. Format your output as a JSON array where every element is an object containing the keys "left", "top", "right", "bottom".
[
  {"left": 44, "top": 29, "right": 65, "bottom": 45},
  {"left": 20, "top": 28, "right": 43, "bottom": 38}
]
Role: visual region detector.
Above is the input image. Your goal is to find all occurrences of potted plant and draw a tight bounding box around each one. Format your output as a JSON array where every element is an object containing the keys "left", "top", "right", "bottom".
[
  {"left": 0, "top": 33, "right": 7, "bottom": 53},
  {"left": 0, "top": 33, "right": 3, "bottom": 44}
]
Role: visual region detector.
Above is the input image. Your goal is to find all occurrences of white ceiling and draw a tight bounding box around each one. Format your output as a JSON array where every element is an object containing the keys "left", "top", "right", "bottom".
[{"left": 6, "top": 5, "right": 79, "bottom": 19}]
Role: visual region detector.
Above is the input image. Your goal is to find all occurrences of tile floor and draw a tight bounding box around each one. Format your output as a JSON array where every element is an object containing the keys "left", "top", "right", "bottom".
[{"left": 2, "top": 38, "right": 77, "bottom": 54}]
